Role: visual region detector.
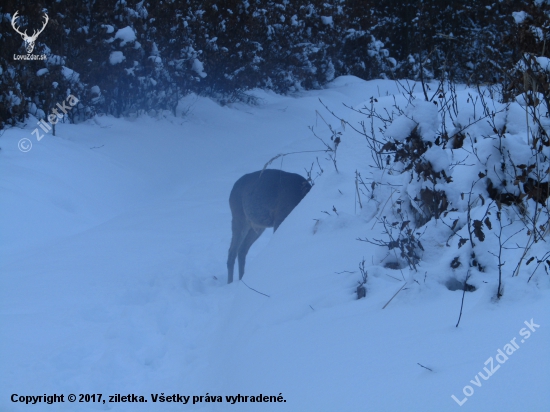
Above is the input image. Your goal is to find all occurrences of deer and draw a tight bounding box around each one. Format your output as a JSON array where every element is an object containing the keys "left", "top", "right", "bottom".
[
  {"left": 227, "top": 169, "right": 311, "bottom": 283},
  {"left": 11, "top": 11, "right": 49, "bottom": 54}
]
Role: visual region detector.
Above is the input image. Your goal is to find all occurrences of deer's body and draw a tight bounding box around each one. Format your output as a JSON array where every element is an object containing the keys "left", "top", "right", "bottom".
[{"left": 227, "top": 169, "right": 311, "bottom": 283}]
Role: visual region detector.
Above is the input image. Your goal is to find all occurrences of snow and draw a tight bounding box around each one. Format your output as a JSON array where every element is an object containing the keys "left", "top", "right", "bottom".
[
  {"left": 192, "top": 58, "right": 207, "bottom": 78},
  {"left": 1, "top": 77, "right": 549, "bottom": 412},
  {"left": 109, "top": 51, "right": 126, "bottom": 65},
  {"left": 512, "top": 11, "right": 530, "bottom": 24},
  {"left": 115, "top": 26, "right": 137, "bottom": 46},
  {"left": 320, "top": 16, "right": 333, "bottom": 25},
  {"left": 537, "top": 56, "right": 550, "bottom": 72},
  {"left": 61, "top": 66, "right": 80, "bottom": 81},
  {"left": 423, "top": 145, "right": 449, "bottom": 172},
  {"left": 149, "top": 56, "right": 162, "bottom": 65},
  {"left": 102, "top": 24, "right": 115, "bottom": 34},
  {"left": 385, "top": 113, "right": 417, "bottom": 141}
]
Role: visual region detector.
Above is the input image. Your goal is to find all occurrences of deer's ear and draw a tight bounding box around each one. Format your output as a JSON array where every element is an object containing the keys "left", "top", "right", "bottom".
[{"left": 20, "top": 34, "right": 26, "bottom": 39}]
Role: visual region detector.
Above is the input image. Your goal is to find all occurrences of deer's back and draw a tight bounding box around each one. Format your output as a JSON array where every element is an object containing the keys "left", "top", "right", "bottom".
[{"left": 230, "top": 169, "right": 310, "bottom": 228}]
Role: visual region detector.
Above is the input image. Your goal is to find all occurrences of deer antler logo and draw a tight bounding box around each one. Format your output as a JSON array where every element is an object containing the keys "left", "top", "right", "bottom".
[{"left": 11, "top": 11, "right": 49, "bottom": 54}]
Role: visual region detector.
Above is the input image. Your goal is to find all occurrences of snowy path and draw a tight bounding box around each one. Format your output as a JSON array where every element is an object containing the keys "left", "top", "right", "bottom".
[{"left": 1, "top": 79, "right": 392, "bottom": 411}]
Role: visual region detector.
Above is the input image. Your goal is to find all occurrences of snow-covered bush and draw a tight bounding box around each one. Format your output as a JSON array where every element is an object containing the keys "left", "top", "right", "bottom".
[{"left": 321, "top": 75, "right": 549, "bottom": 300}]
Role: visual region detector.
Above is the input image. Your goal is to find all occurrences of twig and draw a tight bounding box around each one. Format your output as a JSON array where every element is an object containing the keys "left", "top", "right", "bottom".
[
  {"left": 262, "top": 150, "right": 327, "bottom": 172},
  {"left": 455, "top": 271, "right": 471, "bottom": 327},
  {"left": 417, "top": 363, "right": 433, "bottom": 372},
  {"left": 382, "top": 282, "right": 407, "bottom": 309},
  {"left": 527, "top": 251, "right": 550, "bottom": 283},
  {"left": 355, "top": 170, "right": 363, "bottom": 212},
  {"left": 241, "top": 280, "right": 270, "bottom": 297},
  {"left": 385, "top": 273, "right": 402, "bottom": 282}
]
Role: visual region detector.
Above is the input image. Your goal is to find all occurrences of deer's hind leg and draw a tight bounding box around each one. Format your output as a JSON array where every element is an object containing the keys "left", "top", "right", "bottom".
[
  {"left": 227, "top": 217, "right": 251, "bottom": 284},
  {"left": 237, "top": 226, "right": 265, "bottom": 280}
]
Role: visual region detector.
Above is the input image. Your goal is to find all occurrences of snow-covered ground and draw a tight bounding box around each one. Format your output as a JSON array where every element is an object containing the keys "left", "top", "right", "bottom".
[{"left": 1, "top": 77, "right": 549, "bottom": 412}]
